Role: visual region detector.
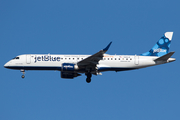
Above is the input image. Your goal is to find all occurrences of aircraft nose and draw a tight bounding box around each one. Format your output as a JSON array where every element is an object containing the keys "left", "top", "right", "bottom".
[{"left": 4, "top": 62, "right": 9, "bottom": 68}]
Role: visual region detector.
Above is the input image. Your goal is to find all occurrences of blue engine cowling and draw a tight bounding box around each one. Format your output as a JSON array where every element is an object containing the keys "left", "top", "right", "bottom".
[
  {"left": 61, "top": 63, "right": 80, "bottom": 79},
  {"left": 61, "top": 63, "right": 78, "bottom": 71}
]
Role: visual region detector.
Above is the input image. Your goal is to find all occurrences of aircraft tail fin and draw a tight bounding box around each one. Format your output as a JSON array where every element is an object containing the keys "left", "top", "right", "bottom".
[{"left": 141, "top": 32, "right": 173, "bottom": 57}]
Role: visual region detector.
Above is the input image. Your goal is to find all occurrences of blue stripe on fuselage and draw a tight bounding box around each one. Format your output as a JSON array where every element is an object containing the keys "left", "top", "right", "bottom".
[{"left": 5, "top": 66, "right": 137, "bottom": 72}]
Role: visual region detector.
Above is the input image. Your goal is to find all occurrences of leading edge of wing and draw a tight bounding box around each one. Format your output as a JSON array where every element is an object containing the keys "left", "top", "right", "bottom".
[{"left": 77, "top": 42, "right": 112, "bottom": 66}]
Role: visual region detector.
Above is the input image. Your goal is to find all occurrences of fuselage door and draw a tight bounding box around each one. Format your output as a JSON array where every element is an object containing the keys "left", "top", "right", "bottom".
[
  {"left": 134, "top": 55, "right": 139, "bottom": 65},
  {"left": 26, "top": 55, "right": 31, "bottom": 64}
]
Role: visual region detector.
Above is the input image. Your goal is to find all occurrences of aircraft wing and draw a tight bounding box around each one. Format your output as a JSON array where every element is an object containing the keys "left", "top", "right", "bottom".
[{"left": 77, "top": 42, "right": 112, "bottom": 67}]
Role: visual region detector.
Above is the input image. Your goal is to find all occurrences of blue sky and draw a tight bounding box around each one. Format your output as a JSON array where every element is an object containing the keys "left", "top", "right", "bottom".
[{"left": 0, "top": 0, "right": 180, "bottom": 120}]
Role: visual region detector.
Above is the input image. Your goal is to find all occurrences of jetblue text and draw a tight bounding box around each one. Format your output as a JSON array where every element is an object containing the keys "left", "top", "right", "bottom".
[{"left": 34, "top": 56, "right": 60, "bottom": 63}]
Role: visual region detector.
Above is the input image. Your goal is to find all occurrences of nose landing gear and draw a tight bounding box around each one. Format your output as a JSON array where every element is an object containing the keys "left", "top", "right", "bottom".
[{"left": 21, "top": 69, "right": 25, "bottom": 79}]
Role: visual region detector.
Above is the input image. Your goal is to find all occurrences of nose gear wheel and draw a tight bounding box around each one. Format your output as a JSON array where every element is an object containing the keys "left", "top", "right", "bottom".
[{"left": 21, "top": 69, "right": 25, "bottom": 79}]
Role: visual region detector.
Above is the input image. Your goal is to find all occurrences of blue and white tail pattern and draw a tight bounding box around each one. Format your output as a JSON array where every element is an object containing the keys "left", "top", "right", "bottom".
[{"left": 141, "top": 32, "right": 173, "bottom": 57}]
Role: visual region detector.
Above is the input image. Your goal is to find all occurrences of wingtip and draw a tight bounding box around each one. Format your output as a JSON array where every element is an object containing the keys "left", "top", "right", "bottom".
[{"left": 103, "top": 42, "right": 112, "bottom": 51}]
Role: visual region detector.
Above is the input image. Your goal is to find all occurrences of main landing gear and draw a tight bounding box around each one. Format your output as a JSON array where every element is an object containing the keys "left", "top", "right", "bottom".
[
  {"left": 21, "top": 69, "right": 25, "bottom": 78},
  {"left": 86, "top": 72, "right": 92, "bottom": 83}
]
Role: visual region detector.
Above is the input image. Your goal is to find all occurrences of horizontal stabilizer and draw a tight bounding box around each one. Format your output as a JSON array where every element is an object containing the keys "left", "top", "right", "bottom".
[{"left": 154, "top": 51, "right": 175, "bottom": 61}]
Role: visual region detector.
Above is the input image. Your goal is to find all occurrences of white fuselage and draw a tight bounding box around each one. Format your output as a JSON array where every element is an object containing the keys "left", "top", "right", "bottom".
[{"left": 4, "top": 54, "right": 175, "bottom": 73}]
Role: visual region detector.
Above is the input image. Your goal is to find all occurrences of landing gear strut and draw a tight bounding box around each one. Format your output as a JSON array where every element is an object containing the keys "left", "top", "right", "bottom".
[
  {"left": 86, "top": 72, "right": 92, "bottom": 83},
  {"left": 21, "top": 69, "right": 25, "bottom": 79}
]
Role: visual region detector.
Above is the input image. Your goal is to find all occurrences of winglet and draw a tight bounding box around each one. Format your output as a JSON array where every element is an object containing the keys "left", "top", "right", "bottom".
[{"left": 103, "top": 42, "right": 112, "bottom": 51}]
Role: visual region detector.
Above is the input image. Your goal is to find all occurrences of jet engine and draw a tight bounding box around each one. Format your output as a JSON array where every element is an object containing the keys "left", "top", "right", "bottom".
[{"left": 61, "top": 63, "right": 80, "bottom": 79}]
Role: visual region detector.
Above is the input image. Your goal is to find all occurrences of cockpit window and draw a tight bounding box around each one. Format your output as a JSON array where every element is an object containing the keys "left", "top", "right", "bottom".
[{"left": 12, "top": 57, "right": 20, "bottom": 59}]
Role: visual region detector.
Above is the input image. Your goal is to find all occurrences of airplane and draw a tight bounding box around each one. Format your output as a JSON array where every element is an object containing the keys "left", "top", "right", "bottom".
[{"left": 4, "top": 32, "right": 176, "bottom": 83}]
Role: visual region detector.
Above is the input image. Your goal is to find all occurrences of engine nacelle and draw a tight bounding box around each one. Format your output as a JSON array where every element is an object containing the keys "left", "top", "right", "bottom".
[
  {"left": 61, "top": 63, "right": 79, "bottom": 72},
  {"left": 61, "top": 63, "right": 80, "bottom": 79},
  {"left": 61, "top": 72, "right": 81, "bottom": 79}
]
